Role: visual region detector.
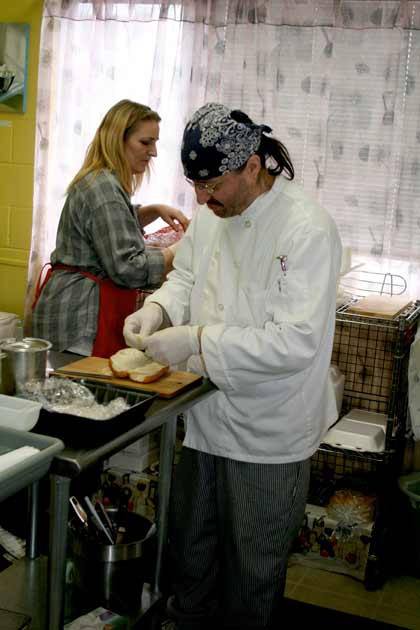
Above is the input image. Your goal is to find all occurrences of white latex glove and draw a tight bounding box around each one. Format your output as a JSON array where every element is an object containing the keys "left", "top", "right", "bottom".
[
  {"left": 186, "top": 354, "right": 208, "bottom": 377},
  {"left": 123, "top": 303, "right": 163, "bottom": 349},
  {"left": 144, "top": 325, "right": 200, "bottom": 365}
]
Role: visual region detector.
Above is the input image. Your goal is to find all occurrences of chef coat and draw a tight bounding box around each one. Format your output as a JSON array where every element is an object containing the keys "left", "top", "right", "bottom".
[{"left": 147, "top": 176, "right": 342, "bottom": 463}]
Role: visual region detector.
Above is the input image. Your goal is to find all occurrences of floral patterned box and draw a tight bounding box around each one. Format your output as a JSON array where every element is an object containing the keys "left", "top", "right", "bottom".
[{"left": 291, "top": 503, "right": 373, "bottom": 581}]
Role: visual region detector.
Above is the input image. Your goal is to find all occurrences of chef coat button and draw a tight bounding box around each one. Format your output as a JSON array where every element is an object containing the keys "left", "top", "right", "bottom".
[
  {"left": 218, "top": 304, "right": 224, "bottom": 311},
  {"left": 244, "top": 220, "right": 252, "bottom": 228}
]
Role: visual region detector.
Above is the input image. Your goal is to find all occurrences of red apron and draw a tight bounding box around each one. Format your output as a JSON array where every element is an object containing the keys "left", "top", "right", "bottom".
[{"left": 33, "top": 264, "right": 138, "bottom": 358}]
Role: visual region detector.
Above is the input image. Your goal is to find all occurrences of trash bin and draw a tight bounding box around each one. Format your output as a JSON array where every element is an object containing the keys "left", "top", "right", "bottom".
[
  {"left": 68, "top": 511, "right": 155, "bottom": 615},
  {"left": 398, "top": 472, "right": 420, "bottom": 576}
]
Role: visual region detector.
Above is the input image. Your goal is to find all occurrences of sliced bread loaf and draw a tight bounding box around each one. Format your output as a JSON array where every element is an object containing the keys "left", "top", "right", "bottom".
[{"left": 109, "top": 348, "right": 169, "bottom": 383}]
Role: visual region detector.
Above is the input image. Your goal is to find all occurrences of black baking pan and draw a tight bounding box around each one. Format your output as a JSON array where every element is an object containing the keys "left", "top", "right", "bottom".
[{"left": 35, "top": 379, "right": 157, "bottom": 447}]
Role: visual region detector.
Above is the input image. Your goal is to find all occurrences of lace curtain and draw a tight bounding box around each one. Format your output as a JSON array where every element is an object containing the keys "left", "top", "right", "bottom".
[{"left": 25, "top": 0, "right": 420, "bottom": 326}]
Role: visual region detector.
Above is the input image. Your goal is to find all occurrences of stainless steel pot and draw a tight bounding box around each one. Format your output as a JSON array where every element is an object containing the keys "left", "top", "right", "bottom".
[
  {"left": 69, "top": 512, "right": 154, "bottom": 614},
  {"left": 1, "top": 338, "right": 52, "bottom": 394},
  {"left": 0, "top": 351, "right": 14, "bottom": 395}
]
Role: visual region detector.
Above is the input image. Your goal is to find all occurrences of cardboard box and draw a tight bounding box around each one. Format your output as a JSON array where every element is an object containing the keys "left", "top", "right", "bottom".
[
  {"left": 120, "top": 431, "right": 160, "bottom": 456},
  {"left": 106, "top": 447, "right": 159, "bottom": 475}
]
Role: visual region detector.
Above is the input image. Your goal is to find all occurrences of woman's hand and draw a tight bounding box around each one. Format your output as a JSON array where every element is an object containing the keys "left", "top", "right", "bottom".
[
  {"left": 155, "top": 204, "right": 190, "bottom": 231},
  {"left": 137, "top": 204, "right": 190, "bottom": 231}
]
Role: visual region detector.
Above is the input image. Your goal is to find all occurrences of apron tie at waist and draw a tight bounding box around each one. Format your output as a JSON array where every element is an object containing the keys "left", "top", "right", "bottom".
[{"left": 32, "top": 263, "right": 139, "bottom": 358}]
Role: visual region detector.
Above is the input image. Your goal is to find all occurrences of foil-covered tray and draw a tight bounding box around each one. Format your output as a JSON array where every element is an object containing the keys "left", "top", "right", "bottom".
[{"left": 35, "top": 379, "right": 157, "bottom": 446}]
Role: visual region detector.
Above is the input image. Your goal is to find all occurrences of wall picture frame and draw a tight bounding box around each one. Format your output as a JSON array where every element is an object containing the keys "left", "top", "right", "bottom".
[{"left": 0, "top": 23, "right": 30, "bottom": 114}]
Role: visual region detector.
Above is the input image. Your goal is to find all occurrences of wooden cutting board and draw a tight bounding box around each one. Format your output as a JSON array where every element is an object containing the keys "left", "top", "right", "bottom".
[
  {"left": 347, "top": 294, "right": 412, "bottom": 319},
  {"left": 52, "top": 356, "right": 202, "bottom": 398}
]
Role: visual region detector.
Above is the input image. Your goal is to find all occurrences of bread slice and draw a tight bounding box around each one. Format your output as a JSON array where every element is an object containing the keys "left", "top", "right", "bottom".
[
  {"left": 109, "top": 348, "right": 150, "bottom": 378},
  {"left": 109, "top": 348, "right": 168, "bottom": 383},
  {"left": 128, "top": 362, "right": 169, "bottom": 383}
]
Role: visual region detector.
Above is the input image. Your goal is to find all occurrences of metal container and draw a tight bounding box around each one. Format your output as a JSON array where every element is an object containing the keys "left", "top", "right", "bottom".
[
  {"left": 1, "top": 338, "right": 52, "bottom": 394},
  {"left": 69, "top": 511, "right": 155, "bottom": 614},
  {"left": 0, "top": 352, "right": 14, "bottom": 395}
]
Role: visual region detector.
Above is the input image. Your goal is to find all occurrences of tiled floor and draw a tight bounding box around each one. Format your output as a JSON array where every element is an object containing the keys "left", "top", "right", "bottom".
[{"left": 286, "top": 562, "right": 420, "bottom": 629}]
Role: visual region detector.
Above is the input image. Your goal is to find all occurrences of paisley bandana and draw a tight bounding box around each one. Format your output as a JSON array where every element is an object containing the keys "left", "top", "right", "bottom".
[{"left": 181, "top": 103, "right": 271, "bottom": 181}]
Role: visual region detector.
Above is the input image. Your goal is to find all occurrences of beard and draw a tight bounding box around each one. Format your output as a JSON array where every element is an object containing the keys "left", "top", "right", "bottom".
[{"left": 207, "top": 183, "right": 254, "bottom": 218}]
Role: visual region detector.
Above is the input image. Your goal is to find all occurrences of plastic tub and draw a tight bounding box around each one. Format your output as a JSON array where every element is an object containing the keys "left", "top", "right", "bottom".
[
  {"left": 399, "top": 473, "right": 420, "bottom": 512},
  {"left": 0, "top": 426, "right": 64, "bottom": 502},
  {"left": 0, "top": 394, "right": 42, "bottom": 431}
]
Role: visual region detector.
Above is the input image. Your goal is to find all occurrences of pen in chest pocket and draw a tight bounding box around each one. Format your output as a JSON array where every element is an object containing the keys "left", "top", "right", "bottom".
[{"left": 276, "top": 255, "right": 288, "bottom": 292}]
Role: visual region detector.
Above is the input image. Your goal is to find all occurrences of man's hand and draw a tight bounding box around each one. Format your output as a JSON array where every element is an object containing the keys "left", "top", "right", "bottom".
[
  {"left": 143, "top": 325, "right": 200, "bottom": 365},
  {"left": 123, "top": 303, "right": 163, "bottom": 349}
]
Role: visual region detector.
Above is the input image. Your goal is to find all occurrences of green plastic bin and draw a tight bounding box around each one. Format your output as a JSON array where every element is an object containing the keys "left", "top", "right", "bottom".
[
  {"left": 399, "top": 473, "right": 420, "bottom": 511},
  {"left": 399, "top": 472, "right": 420, "bottom": 575}
]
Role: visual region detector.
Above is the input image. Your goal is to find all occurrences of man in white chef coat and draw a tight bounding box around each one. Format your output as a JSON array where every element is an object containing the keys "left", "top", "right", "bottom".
[{"left": 124, "top": 103, "right": 342, "bottom": 630}]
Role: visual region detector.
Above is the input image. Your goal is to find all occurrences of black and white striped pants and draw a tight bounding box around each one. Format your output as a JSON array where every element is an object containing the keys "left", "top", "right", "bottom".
[{"left": 167, "top": 447, "right": 311, "bottom": 629}]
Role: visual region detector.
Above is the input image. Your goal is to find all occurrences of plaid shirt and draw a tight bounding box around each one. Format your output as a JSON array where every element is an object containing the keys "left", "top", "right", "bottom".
[{"left": 32, "top": 169, "right": 164, "bottom": 351}]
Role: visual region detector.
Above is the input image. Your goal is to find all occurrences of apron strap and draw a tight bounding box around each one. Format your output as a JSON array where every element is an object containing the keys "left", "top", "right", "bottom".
[
  {"left": 52, "top": 263, "right": 99, "bottom": 283},
  {"left": 32, "top": 263, "right": 53, "bottom": 310},
  {"left": 32, "top": 262, "right": 139, "bottom": 358}
]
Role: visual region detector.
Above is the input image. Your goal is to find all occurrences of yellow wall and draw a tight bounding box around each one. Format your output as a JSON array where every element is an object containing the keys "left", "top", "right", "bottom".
[{"left": 0, "top": 0, "right": 42, "bottom": 317}]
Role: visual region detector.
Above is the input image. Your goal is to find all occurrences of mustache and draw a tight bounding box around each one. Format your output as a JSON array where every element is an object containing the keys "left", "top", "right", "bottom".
[{"left": 207, "top": 199, "right": 223, "bottom": 207}]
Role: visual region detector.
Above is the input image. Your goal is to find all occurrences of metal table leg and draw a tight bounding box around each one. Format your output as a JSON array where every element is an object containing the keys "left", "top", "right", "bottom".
[
  {"left": 26, "top": 481, "right": 40, "bottom": 559},
  {"left": 48, "top": 473, "right": 71, "bottom": 630},
  {"left": 152, "top": 415, "right": 177, "bottom": 599}
]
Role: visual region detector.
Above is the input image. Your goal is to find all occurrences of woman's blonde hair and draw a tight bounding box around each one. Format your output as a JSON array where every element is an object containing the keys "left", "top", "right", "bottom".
[{"left": 68, "top": 99, "right": 161, "bottom": 195}]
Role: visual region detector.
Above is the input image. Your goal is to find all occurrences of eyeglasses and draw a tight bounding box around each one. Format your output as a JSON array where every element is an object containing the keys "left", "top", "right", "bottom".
[{"left": 185, "top": 177, "right": 224, "bottom": 196}]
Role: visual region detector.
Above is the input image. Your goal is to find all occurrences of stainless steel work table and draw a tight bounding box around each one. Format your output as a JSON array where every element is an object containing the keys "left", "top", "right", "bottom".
[{"left": 10, "top": 352, "right": 216, "bottom": 630}]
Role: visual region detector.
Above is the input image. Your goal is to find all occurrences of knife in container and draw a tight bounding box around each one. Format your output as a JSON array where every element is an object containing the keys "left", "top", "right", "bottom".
[{"left": 84, "top": 496, "right": 115, "bottom": 544}]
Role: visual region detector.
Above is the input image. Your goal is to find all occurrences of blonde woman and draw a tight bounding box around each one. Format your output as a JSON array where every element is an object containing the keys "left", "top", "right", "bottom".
[{"left": 32, "top": 99, "right": 188, "bottom": 357}]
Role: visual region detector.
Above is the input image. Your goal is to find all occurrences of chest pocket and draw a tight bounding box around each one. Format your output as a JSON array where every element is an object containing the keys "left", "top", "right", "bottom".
[
  {"left": 267, "top": 271, "right": 310, "bottom": 323},
  {"left": 230, "top": 284, "right": 270, "bottom": 328}
]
